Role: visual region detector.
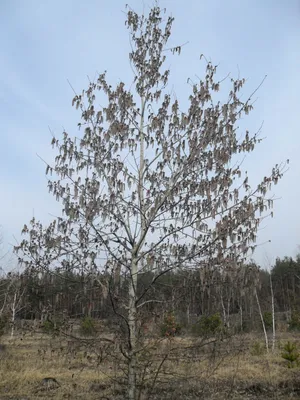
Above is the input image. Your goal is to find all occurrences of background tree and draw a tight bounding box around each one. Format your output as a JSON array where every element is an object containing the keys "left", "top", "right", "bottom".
[
  {"left": 15, "top": 4, "right": 286, "bottom": 399},
  {"left": 272, "top": 256, "right": 300, "bottom": 312},
  {"left": 7, "top": 272, "right": 26, "bottom": 337}
]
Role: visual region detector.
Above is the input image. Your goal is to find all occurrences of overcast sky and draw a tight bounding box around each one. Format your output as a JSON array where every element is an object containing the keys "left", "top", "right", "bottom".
[{"left": 0, "top": 0, "right": 299, "bottom": 269}]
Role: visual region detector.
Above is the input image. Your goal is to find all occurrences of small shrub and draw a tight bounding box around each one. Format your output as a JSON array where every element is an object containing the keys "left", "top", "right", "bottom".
[
  {"left": 42, "top": 318, "right": 62, "bottom": 336},
  {"left": 192, "top": 313, "right": 223, "bottom": 337},
  {"left": 80, "top": 316, "right": 96, "bottom": 336},
  {"left": 237, "top": 319, "right": 252, "bottom": 333},
  {"left": 0, "top": 315, "right": 8, "bottom": 337},
  {"left": 160, "top": 312, "right": 181, "bottom": 337},
  {"left": 281, "top": 341, "right": 299, "bottom": 368},
  {"left": 250, "top": 341, "right": 265, "bottom": 356},
  {"left": 42, "top": 320, "right": 55, "bottom": 334},
  {"left": 288, "top": 310, "right": 300, "bottom": 331},
  {"left": 263, "top": 312, "right": 273, "bottom": 330}
]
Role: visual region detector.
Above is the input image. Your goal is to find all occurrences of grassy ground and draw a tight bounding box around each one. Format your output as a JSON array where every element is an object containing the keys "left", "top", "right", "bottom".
[{"left": 0, "top": 332, "right": 300, "bottom": 399}]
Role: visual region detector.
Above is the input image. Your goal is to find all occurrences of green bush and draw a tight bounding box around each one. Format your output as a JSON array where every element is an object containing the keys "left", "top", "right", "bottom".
[
  {"left": 160, "top": 312, "right": 181, "bottom": 337},
  {"left": 235, "top": 319, "right": 251, "bottom": 333},
  {"left": 192, "top": 313, "right": 223, "bottom": 337},
  {"left": 42, "top": 318, "right": 62, "bottom": 336},
  {"left": 250, "top": 341, "right": 266, "bottom": 356},
  {"left": 281, "top": 341, "right": 299, "bottom": 368},
  {"left": 80, "top": 316, "right": 96, "bottom": 337},
  {"left": 42, "top": 320, "right": 55, "bottom": 334},
  {"left": 289, "top": 310, "right": 300, "bottom": 331},
  {"left": 263, "top": 312, "right": 273, "bottom": 330},
  {"left": 277, "top": 339, "right": 283, "bottom": 350},
  {"left": 0, "top": 315, "right": 8, "bottom": 337}
]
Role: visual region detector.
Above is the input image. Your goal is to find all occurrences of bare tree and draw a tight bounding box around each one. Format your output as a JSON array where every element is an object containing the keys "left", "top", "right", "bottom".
[
  {"left": 0, "top": 233, "right": 12, "bottom": 330},
  {"left": 15, "top": 4, "right": 286, "bottom": 399},
  {"left": 6, "top": 273, "right": 26, "bottom": 337},
  {"left": 0, "top": 271, "right": 26, "bottom": 337}
]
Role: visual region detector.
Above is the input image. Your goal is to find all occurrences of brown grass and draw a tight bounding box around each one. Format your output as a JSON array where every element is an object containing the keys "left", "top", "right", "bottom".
[
  {"left": 0, "top": 333, "right": 113, "bottom": 399},
  {"left": 0, "top": 332, "right": 299, "bottom": 399}
]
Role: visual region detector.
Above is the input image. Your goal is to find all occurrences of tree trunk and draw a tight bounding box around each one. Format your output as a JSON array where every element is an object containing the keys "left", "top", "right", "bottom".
[
  {"left": 255, "top": 288, "right": 269, "bottom": 353},
  {"left": 270, "top": 273, "right": 276, "bottom": 352},
  {"left": 127, "top": 96, "right": 145, "bottom": 400},
  {"left": 11, "top": 292, "right": 17, "bottom": 337},
  {"left": 186, "top": 304, "right": 190, "bottom": 325},
  {"left": 128, "top": 259, "right": 138, "bottom": 400},
  {"left": 239, "top": 303, "right": 243, "bottom": 332},
  {"left": 227, "top": 295, "right": 231, "bottom": 328},
  {"left": 220, "top": 292, "right": 227, "bottom": 326}
]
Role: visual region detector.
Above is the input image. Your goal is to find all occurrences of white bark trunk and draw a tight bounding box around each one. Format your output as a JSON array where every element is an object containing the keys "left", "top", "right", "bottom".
[
  {"left": 128, "top": 259, "right": 138, "bottom": 400},
  {"left": 270, "top": 273, "right": 276, "bottom": 352},
  {"left": 186, "top": 304, "right": 190, "bottom": 325},
  {"left": 11, "top": 292, "right": 17, "bottom": 337},
  {"left": 127, "top": 97, "right": 146, "bottom": 400},
  {"left": 240, "top": 305, "right": 243, "bottom": 331},
  {"left": 255, "top": 288, "right": 269, "bottom": 353}
]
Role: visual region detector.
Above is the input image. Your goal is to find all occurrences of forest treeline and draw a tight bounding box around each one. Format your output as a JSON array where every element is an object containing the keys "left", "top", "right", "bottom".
[{"left": 1, "top": 255, "right": 300, "bottom": 334}]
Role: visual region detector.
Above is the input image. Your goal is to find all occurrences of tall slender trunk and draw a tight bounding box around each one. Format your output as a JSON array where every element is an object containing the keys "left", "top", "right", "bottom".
[
  {"left": 11, "top": 292, "right": 17, "bottom": 337},
  {"left": 128, "top": 259, "right": 138, "bottom": 400},
  {"left": 128, "top": 97, "right": 146, "bottom": 400},
  {"left": 227, "top": 295, "right": 231, "bottom": 328},
  {"left": 186, "top": 304, "right": 190, "bottom": 325},
  {"left": 220, "top": 291, "right": 227, "bottom": 326},
  {"left": 270, "top": 273, "right": 276, "bottom": 352},
  {"left": 239, "top": 302, "right": 243, "bottom": 332},
  {"left": 255, "top": 288, "right": 269, "bottom": 353}
]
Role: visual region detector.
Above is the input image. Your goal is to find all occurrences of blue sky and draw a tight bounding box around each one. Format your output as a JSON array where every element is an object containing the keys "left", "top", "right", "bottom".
[{"left": 0, "top": 0, "right": 299, "bottom": 268}]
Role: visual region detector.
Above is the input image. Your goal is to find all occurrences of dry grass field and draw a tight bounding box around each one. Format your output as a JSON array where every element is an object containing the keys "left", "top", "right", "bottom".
[{"left": 0, "top": 331, "right": 300, "bottom": 399}]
